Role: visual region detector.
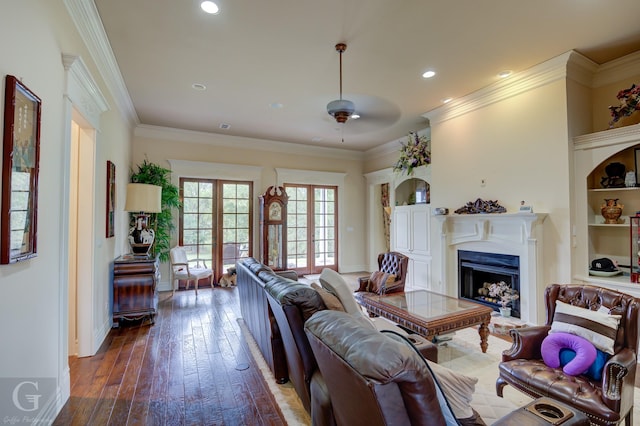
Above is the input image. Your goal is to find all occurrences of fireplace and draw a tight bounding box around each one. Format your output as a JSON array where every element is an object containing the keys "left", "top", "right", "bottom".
[{"left": 458, "top": 250, "right": 520, "bottom": 318}]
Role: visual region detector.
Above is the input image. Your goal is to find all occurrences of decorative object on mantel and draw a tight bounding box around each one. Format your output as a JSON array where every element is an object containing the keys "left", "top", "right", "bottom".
[
  {"left": 600, "top": 198, "right": 623, "bottom": 224},
  {"left": 608, "top": 83, "right": 639, "bottom": 128},
  {"left": 392, "top": 132, "right": 431, "bottom": 175},
  {"left": 454, "top": 198, "right": 506, "bottom": 214},
  {"left": 433, "top": 207, "right": 449, "bottom": 215},
  {"left": 518, "top": 200, "right": 533, "bottom": 213},
  {"left": 600, "top": 162, "right": 626, "bottom": 188}
]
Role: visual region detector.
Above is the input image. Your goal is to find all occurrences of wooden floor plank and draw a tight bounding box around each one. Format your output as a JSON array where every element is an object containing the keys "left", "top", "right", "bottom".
[{"left": 54, "top": 287, "right": 285, "bottom": 425}]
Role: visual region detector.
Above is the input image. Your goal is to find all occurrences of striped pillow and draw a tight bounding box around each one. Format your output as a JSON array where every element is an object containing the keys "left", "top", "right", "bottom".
[{"left": 550, "top": 300, "right": 621, "bottom": 355}]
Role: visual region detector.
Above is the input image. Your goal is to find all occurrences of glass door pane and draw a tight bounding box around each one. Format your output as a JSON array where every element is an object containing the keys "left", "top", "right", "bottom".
[{"left": 220, "top": 181, "right": 252, "bottom": 273}]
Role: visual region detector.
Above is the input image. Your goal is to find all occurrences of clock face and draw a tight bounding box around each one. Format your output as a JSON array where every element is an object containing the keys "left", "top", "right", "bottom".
[{"left": 268, "top": 202, "right": 282, "bottom": 221}]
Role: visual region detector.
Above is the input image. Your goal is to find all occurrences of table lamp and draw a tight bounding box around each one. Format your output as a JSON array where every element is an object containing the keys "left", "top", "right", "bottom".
[{"left": 124, "top": 183, "right": 162, "bottom": 255}]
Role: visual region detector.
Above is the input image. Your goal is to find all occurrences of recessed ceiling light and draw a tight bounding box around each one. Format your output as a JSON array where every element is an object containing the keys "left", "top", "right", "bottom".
[
  {"left": 311, "top": 137, "right": 323, "bottom": 142},
  {"left": 269, "top": 102, "right": 284, "bottom": 109},
  {"left": 219, "top": 123, "right": 230, "bottom": 129},
  {"left": 350, "top": 113, "right": 360, "bottom": 119},
  {"left": 422, "top": 70, "right": 436, "bottom": 79},
  {"left": 497, "top": 70, "right": 512, "bottom": 78},
  {"left": 442, "top": 97, "right": 453, "bottom": 104},
  {"left": 200, "top": 1, "right": 219, "bottom": 14},
  {"left": 192, "top": 83, "right": 207, "bottom": 91}
]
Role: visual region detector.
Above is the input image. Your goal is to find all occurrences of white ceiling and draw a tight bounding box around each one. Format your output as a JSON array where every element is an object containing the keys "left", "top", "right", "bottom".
[{"left": 93, "top": 0, "right": 640, "bottom": 151}]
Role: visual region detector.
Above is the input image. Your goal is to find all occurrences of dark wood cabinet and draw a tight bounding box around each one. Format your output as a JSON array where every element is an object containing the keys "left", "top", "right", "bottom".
[{"left": 113, "top": 254, "right": 159, "bottom": 327}]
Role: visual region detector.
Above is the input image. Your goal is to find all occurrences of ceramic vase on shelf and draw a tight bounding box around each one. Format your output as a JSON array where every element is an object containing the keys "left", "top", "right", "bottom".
[{"left": 601, "top": 198, "right": 623, "bottom": 224}]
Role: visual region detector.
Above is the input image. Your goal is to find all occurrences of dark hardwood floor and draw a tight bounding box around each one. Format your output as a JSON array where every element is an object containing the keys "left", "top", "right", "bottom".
[{"left": 54, "top": 287, "right": 285, "bottom": 426}]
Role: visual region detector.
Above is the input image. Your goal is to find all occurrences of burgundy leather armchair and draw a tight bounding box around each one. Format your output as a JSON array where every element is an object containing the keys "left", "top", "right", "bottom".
[
  {"left": 357, "top": 251, "right": 409, "bottom": 295},
  {"left": 496, "top": 284, "right": 640, "bottom": 426}
]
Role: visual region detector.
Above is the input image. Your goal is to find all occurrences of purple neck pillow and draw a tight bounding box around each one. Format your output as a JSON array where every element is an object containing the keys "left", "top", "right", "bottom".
[{"left": 541, "top": 332, "right": 597, "bottom": 376}]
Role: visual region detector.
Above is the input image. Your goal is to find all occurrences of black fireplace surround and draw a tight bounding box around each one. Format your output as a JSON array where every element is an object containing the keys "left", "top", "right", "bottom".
[{"left": 458, "top": 250, "right": 520, "bottom": 318}]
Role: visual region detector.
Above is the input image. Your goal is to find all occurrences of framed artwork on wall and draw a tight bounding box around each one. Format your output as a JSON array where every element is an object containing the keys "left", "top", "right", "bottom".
[
  {"left": 1, "top": 75, "right": 42, "bottom": 264},
  {"left": 106, "top": 160, "right": 116, "bottom": 238}
]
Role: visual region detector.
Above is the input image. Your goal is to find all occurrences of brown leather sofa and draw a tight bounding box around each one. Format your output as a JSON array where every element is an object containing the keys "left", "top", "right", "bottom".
[
  {"left": 264, "top": 278, "right": 335, "bottom": 425},
  {"left": 305, "top": 310, "right": 486, "bottom": 425},
  {"left": 496, "top": 284, "right": 640, "bottom": 426},
  {"left": 236, "top": 257, "right": 295, "bottom": 383}
]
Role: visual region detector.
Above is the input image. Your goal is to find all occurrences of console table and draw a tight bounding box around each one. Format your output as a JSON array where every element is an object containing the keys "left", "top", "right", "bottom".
[{"left": 113, "top": 254, "right": 159, "bottom": 327}]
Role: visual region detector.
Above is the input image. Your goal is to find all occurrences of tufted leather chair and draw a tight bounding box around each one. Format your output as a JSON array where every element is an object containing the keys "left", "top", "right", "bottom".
[
  {"left": 496, "top": 284, "right": 640, "bottom": 426},
  {"left": 356, "top": 251, "right": 409, "bottom": 295}
]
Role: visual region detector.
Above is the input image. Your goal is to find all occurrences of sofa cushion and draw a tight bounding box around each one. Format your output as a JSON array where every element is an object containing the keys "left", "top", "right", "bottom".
[
  {"left": 319, "top": 268, "right": 362, "bottom": 315},
  {"left": 265, "top": 279, "right": 327, "bottom": 321},
  {"left": 550, "top": 300, "right": 621, "bottom": 354},
  {"left": 311, "top": 282, "right": 345, "bottom": 312},
  {"left": 559, "top": 347, "right": 610, "bottom": 381},
  {"left": 541, "top": 332, "right": 597, "bottom": 376}
]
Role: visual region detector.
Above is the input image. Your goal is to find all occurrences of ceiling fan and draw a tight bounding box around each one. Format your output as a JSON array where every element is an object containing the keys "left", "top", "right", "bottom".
[{"left": 327, "top": 43, "right": 357, "bottom": 124}]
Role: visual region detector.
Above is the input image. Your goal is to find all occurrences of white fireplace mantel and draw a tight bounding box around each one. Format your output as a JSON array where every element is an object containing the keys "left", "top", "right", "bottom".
[{"left": 435, "top": 213, "right": 547, "bottom": 324}]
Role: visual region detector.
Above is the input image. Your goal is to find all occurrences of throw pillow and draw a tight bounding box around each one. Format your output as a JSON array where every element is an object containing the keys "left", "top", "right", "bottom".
[
  {"left": 541, "top": 332, "right": 597, "bottom": 376},
  {"left": 319, "top": 268, "right": 362, "bottom": 315},
  {"left": 311, "top": 282, "right": 345, "bottom": 312},
  {"left": 427, "top": 359, "right": 478, "bottom": 419},
  {"left": 550, "top": 300, "right": 622, "bottom": 354},
  {"left": 368, "top": 271, "right": 396, "bottom": 294},
  {"left": 559, "top": 348, "right": 610, "bottom": 381}
]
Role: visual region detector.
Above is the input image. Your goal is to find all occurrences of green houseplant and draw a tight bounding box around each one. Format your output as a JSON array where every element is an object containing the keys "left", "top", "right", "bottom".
[{"left": 129, "top": 159, "right": 181, "bottom": 262}]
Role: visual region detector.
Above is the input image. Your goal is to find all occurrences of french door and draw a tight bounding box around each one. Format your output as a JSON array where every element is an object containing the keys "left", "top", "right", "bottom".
[
  {"left": 179, "top": 178, "right": 252, "bottom": 284},
  {"left": 284, "top": 184, "right": 337, "bottom": 275}
]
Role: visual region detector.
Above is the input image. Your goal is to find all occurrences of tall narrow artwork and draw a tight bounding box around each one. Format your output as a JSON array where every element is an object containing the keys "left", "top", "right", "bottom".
[
  {"left": 106, "top": 161, "right": 116, "bottom": 238},
  {"left": 1, "top": 75, "right": 41, "bottom": 264}
]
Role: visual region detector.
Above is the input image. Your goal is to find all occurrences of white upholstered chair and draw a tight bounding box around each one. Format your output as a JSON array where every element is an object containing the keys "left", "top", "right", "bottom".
[{"left": 169, "top": 246, "right": 214, "bottom": 295}]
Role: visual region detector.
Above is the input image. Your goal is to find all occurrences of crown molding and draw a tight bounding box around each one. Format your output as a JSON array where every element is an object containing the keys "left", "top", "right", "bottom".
[
  {"left": 593, "top": 50, "right": 640, "bottom": 88},
  {"left": 64, "top": 0, "right": 138, "bottom": 127},
  {"left": 135, "top": 124, "right": 364, "bottom": 161},
  {"left": 423, "top": 51, "right": 574, "bottom": 125}
]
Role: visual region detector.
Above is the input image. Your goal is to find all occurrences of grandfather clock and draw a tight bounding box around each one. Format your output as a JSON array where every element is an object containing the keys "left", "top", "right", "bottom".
[{"left": 259, "top": 186, "right": 288, "bottom": 270}]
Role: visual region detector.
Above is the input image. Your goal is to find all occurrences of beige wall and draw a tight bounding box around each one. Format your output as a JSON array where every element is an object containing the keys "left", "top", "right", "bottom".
[
  {"left": 132, "top": 130, "right": 369, "bottom": 273},
  {"left": 0, "top": 0, "right": 133, "bottom": 417}
]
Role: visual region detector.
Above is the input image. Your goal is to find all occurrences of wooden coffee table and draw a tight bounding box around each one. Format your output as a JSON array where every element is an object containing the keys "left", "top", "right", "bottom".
[{"left": 354, "top": 290, "right": 493, "bottom": 353}]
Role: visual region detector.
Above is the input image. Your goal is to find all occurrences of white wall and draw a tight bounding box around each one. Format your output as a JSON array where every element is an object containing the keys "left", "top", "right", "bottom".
[{"left": 0, "top": 1, "right": 133, "bottom": 419}]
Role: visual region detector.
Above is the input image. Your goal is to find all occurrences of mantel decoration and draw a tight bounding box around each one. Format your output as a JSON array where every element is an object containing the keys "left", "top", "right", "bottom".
[
  {"left": 393, "top": 132, "right": 431, "bottom": 175},
  {"left": 608, "top": 83, "right": 639, "bottom": 128},
  {"left": 454, "top": 198, "right": 506, "bottom": 214}
]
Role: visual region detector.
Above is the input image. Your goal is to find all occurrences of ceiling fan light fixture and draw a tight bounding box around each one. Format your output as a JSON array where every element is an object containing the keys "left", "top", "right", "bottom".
[
  {"left": 327, "top": 99, "right": 355, "bottom": 123},
  {"left": 327, "top": 43, "right": 356, "bottom": 124}
]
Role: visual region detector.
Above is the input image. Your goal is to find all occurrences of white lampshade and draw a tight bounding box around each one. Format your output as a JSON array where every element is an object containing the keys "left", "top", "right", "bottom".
[{"left": 124, "top": 183, "right": 162, "bottom": 213}]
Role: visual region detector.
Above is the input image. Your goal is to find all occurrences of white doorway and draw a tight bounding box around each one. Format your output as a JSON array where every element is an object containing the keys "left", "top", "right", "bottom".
[{"left": 68, "top": 114, "right": 96, "bottom": 358}]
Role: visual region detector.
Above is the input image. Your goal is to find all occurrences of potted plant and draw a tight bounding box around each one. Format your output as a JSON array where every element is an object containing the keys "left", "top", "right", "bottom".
[
  {"left": 488, "top": 281, "right": 519, "bottom": 317},
  {"left": 130, "top": 159, "right": 181, "bottom": 262}
]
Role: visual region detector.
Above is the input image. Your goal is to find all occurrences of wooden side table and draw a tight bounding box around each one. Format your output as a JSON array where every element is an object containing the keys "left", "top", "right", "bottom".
[{"left": 113, "top": 254, "right": 159, "bottom": 327}]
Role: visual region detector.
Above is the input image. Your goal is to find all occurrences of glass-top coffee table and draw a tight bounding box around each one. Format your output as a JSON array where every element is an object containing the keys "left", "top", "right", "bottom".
[{"left": 354, "top": 290, "right": 494, "bottom": 353}]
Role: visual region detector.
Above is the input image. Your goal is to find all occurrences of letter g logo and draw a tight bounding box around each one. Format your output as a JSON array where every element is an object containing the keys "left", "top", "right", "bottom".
[{"left": 12, "top": 381, "right": 41, "bottom": 412}]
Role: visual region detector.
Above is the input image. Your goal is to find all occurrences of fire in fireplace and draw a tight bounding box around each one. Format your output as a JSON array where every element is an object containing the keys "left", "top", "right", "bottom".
[{"left": 458, "top": 250, "right": 520, "bottom": 318}]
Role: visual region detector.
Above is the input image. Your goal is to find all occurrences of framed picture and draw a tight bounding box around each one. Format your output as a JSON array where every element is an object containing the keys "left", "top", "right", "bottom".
[
  {"left": 106, "top": 161, "right": 116, "bottom": 238},
  {"left": 1, "top": 75, "right": 42, "bottom": 264}
]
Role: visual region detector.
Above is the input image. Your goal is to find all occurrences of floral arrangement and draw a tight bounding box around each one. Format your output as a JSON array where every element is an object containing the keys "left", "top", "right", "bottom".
[
  {"left": 393, "top": 132, "right": 431, "bottom": 175},
  {"left": 608, "top": 83, "right": 640, "bottom": 128},
  {"left": 487, "top": 281, "right": 519, "bottom": 308}
]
